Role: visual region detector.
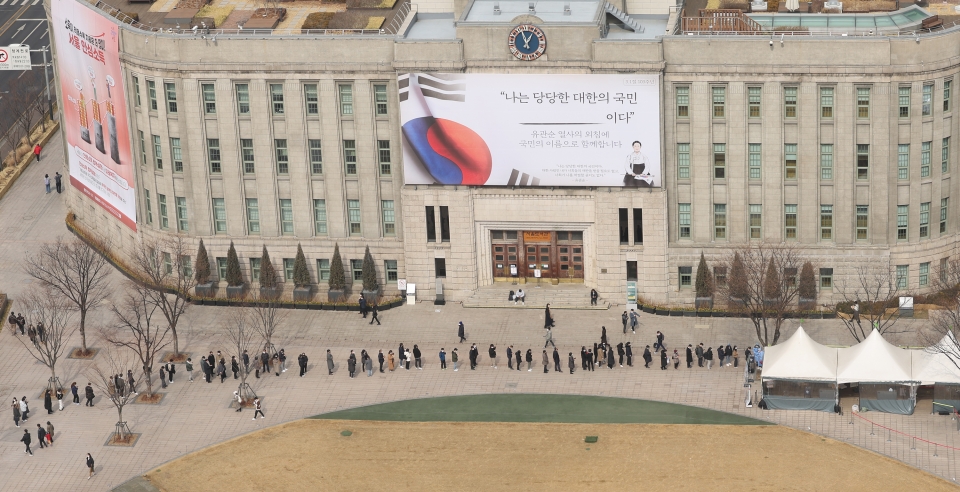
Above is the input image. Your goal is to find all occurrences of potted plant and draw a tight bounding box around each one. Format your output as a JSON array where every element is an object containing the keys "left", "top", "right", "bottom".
[
  {"left": 798, "top": 261, "right": 817, "bottom": 311},
  {"left": 360, "top": 246, "right": 379, "bottom": 303},
  {"left": 225, "top": 241, "right": 245, "bottom": 299},
  {"left": 669, "top": 307, "right": 683, "bottom": 317},
  {"left": 193, "top": 239, "right": 217, "bottom": 298},
  {"left": 292, "top": 243, "right": 313, "bottom": 302},
  {"left": 694, "top": 252, "right": 715, "bottom": 310},
  {"left": 327, "top": 243, "right": 346, "bottom": 302},
  {"left": 258, "top": 246, "right": 281, "bottom": 300}
]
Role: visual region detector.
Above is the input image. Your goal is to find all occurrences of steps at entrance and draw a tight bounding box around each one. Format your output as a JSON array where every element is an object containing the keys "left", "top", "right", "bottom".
[{"left": 462, "top": 283, "right": 610, "bottom": 310}]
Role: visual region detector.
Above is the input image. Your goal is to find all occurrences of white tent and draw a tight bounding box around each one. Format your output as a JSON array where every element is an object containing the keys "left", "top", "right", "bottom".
[
  {"left": 763, "top": 326, "right": 838, "bottom": 381},
  {"left": 837, "top": 329, "right": 914, "bottom": 384},
  {"left": 912, "top": 348, "right": 960, "bottom": 386}
]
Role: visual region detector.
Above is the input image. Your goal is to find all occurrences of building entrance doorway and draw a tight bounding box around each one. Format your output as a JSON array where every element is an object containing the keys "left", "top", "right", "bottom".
[{"left": 491, "top": 230, "right": 583, "bottom": 281}]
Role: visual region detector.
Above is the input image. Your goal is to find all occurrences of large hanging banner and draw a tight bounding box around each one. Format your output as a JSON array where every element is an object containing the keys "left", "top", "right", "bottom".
[
  {"left": 399, "top": 73, "right": 661, "bottom": 187},
  {"left": 52, "top": 0, "right": 136, "bottom": 230}
]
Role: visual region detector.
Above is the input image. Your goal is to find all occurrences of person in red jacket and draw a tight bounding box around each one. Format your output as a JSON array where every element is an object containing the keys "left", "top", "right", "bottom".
[{"left": 33, "top": 144, "right": 41, "bottom": 162}]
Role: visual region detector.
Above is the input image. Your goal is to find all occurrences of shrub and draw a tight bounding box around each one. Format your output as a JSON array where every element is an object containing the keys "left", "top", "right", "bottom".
[
  {"left": 225, "top": 241, "right": 244, "bottom": 287},
  {"left": 763, "top": 259, "right": 781, "bottom": 299},
  {"left": 695, "top": 252, "right": 715, "bottom": 298},
  {"left": 361, "top": 246, "right": 378, "bottom": 291},
  {"left": 259, "top": 246, "right": 278, "bottom": 289},
  {"left": 728, "top": 252, "right": 749, "bottom": 301},
  {"left": 301, "top": 11, "right": 335, "bottom": 29},
  {"left": 328, "top": 244, "right": 346, "bottom": 290},
  {"left": 798, "top": 262, "right": 816, "bottom": 300},
  {"left": 194, "top": 239, "right": 211, "bottom": 284},
  {"left": 293, "top": 243, "right": 310, "bottom": 288}
]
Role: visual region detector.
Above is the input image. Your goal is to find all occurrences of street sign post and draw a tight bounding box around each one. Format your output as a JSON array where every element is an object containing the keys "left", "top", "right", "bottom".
[{"left": 0, "top": 44, "right": 31, "bottom": 71}]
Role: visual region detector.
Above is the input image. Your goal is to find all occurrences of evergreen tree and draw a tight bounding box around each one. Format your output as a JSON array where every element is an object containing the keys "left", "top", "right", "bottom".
[
  {"left": 194, "top": 238, "right": 211, "bottom": 285},
  {"left": 259, "top": 246, "right": 278, "bottom": 289},
  {"left": 763, "top": 259, "right": 781, "bottom": 300},
  {"left": 361, "top": 246, "right": 378, "bottom": 292},
  {"left": 328, "top": 243, "right": 346, "bottom": 291},
  {"left": 293, "top": 243, "right": 310, "bottom": 288},
  {"left": 729, "top": 252, "right": 748, "bottom": 301},
  {"left": 225, "top": 241, "right": 244, "bottom": 286},
  {"left": 799, "top": 261, "right": 817, "bottom": 301},
  {"left": 694, "top": 252, "right": 714, "bottom": 298}
]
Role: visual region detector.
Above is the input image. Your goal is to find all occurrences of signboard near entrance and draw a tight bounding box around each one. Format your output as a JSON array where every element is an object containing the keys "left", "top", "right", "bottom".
[
  {"left": 523, "top": 231, "right": 551, "bottom": 242},
  {"left": 626, "top": 281, "right": 637, "bottom": 311}
]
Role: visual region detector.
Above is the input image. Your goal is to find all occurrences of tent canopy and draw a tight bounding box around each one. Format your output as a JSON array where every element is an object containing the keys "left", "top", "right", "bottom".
[
  {"left": 912, "top": 334, "right": 960, "bottom": 385},
  {"left": 762, "top": 326, "right": 838, "bottom": 382},
  {"left": 837, "top": 329, "right": 914, "bottom": 384}
]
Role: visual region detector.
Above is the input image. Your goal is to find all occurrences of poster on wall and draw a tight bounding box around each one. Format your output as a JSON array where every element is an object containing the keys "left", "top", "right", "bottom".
[
  {"left": 52, "top": 0, "right": 136, "bottom": 230},
  {"left": 399, "top": 73, "right": 661, "bottom": 188}
]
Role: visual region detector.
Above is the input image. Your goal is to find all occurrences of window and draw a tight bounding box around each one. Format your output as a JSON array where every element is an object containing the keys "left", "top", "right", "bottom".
[
  {"left": 283, "top": 259, "right": 295, "bottom": 281},
  {"left": 351, "top": 259, "right": 363, "bottom": 281},
  {"left": 164, "top": 82, "right": 177, "bottom": 113},
  {"left": 152, "top": 134, "right": 162, "bottom": 170},
  {"left": 679, "top": 266, "right": 692, "bottom": 288},
  {"left": 175, "top": 196, "right": 188, "bottom": 232},
  {"left": 241, "top": 139, "right": 255, "bottom": 174},
  {"left": 820, "top": 87, "right": 834, "bottom": 118},
  {"left": 856, "top": 205, "right": 869, "bottom": 241},
  {"left": 898, "top": 144, "right": 910, "bottom": 180},
  {"left": 426, "top": 206, "right": 436, "bottom": 242},
  {"left": 784, "top": 144, "right": 797, "bottom": 180},
  {"left": 945, "top": 80, "right": 952, "bottom": 112},
  {"left": 941, "top": 198, "right": 948, "bottom": 234},
  {"left": 274, "top": 139, "right": 289, "bottom": 175},
  {"left": 714, "top": 266, "right": 727, "bottom": 287},
  {"left": 678, "top": 203, "right": 691, "bottom": 239},
  {"left": 270, "top": 84, "right": 284, "bottom": 114},
  {"left": 820, "top": 205, "right": 833, "bottom": 240},
  {"left": 820, "top": 144, "right": 833, "bottom": 180},
  {"left": 675, "top": 86, "right": 689, "bottom": 118},
  {"left": 677, "top": 143, "right": 690, "bottom": 179},
  {"left": 144, "top": 189, "right": 153, "bottom": 224},
  {"left": 158, "top": 194, "right": 168, "bottom": 229},
  {"left": 217, "top": 258, "right": 227, "bottom": 281},
  {"left": 201, "top": 83, "right": 216, "bottom": 114},
  {"left": 170, "top": 138, "right": 183, "bottom": 172},
  {"left": 748, "top": 87, "right": 761, "bottom": 118},
  {"left": 348, "top": 199, "right": 361, "bottom": 236},
  {"left": 382, "top": 200, "right": 396, "bottom": 236},
  {"left": 920, "top": 262, "right": 930, "bottom": 287},
  {"left": 896, "top": 265, "right": 908, "bottom": 289},
  {"left": 749, "top": 144, "right": 761, "bottom": 180},
  {"left": 317, "top": 259, "right": 330, "bottom": 281},
  {"left": 435, "top": 258, "right": 447, "bottom": 278},
  {"left": 181, "top": 256, "right": 192, "bottom": 279},
  {"left": 132, "top": 75, "right": 141, "bottom": 107},
  {"left": 897, "top": 205, "right": 908, "bottom": 241},
  {"left": 343, "top": 140, "right": 357, "bottom": 175},
  {"left": 923, "top": 84, "right": 933, "bottom": 116},
  {"left": 857, "top": 87, "right": 870, "bottom": 118},
  {"left": 712, "top": 87, "right": 725, "bottom": 118},
  {"left": 163, "top": 253, "right": 172, "bottom": 275},
  {"left": 820, "top": 268, "right": 833, "bottom": 290},
  {"left": 138, "top": 131, "right": 147, "bottom": 166},
  {"left": 785, "top": 204, "right": 797, "bottom": 240},
  {"left": 313, "top": 199, "right": 327, "bottom": 235},
  {"left": 385, "top": 260, "right": 398, "bottom": 282},
  {"left": 633, "top": 208, "right": 643, "bottom": 244},
  {"left": 309, "top": 139, "right": 323, "bottom": 174},
  {"left": 749, "top": 204, "right": 762, "bottom": 240},
  {"left": 439, "top": 206, "right": 451, "bottom": 242},
  {"left": 618, "top": 208, "right": 629, "bottom": 244},
  {"left": 899, "top": 86, "right": 911, "bottom": 118},
  {"left": 147, "top": 80, "right": 157, "bottom": 110},
  {"left": 250, "top": 259, "right": 261, "bottom": 282},
  {"left": 246, "top": 198, "right": 260, "bottom": 234},
  {"left": 784, "top": 268, "right": 798, "bottom": 287},
  {"left": 713, "top": 144, "right": 726, "bottom": 179},
  {"left": 921, "top": 141, "right": 932, "bottom": 178},
  {"left": 304, "top": 84, "right": 319, "bottom": 115},
  {"left": 784, "top": 87, "right": 797, "bottom": 118},
  {"left": 374, "top": 84, "right": 388, "bottom": 115},
  {"left": 378, "top": 140, "right": 392, "bottom": 175},
  {"left": 235, "top": 83, "right": 250, "bottom": 114},
  {"left": 857, "top": 144, "right": 869, "bottom": 180},
  {"left": 207, "top": 139, "right": 221, "bottom": 174},
  {"left": 943, "top": 137, "right": 950, "bottom": 173},
  {"left": 212, "top": 198, "right": 226, "bottom": 234},
  {"left": 920, "top": 201, "right": 930, "bottom": 239},
  {"left": 339, "top": 85, "right": 353, "bottom": 115},
  {"left": 626, "top": 261, "right": 638, "bottom": 281},
  {"left": 714, "top": 204, "right": 726, "bottom": 239},
  {"left": 279, "top": 199, "right": 293, "bottom": 235}
]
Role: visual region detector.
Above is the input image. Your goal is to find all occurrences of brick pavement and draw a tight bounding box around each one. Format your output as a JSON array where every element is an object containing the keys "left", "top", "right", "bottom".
[{"left": 0, "top": 131, "right": 957, "bottom": 491}]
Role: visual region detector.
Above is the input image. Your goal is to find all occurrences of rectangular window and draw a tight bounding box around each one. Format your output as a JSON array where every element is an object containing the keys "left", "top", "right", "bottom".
[
  {"left": 941, "top": 198, "right": 948, "bottom": 234},
  {"left": 435, "top": 258, "right": 447, "bottom": 278},
  {"left": 132, "top": 75, "right": 141, "bottom": 107},
  {"left": 677, "top": 143, "right": 690, "bottom": 179},
  {"left": 899, "top": 86, "right": 911, "bottom": 118},
  {"left": 164, "top": 82, "right": 177, "bottom": 113},
  {"left": 170, "top": 138, "right": 183, "bottom": 172},
  {"left": 678, "top": 203, "right": 691, "bottom": 239},
  {"left": 181, "top": 256, "right": 192, "bottom": 279},
  {"left": 820, "top": 144, "right": 833, "bottom": 180},
  {"left": 749, "top": 144, "right": 761, "bottom": 180},
  {"left": 351, "top": 259, "right": 363, "bottom": 281},
  {"left": 313, "top": 199, "right": 327, "bottom": 235},
  {"left": 246, "top": 198, "right": 260, "bottom": 234},
  {"left": 309, "top": 139, "right": 323, "bottom": 174},
  {"left": 945, "top": 80, "right": 953, "bottom": 112},
  {"left": 712, "top": 87, "right": 725, "bottom": 118},
  {"left": 749, "top": 204, "right": 762, "bottom": 240},
  {"left": 439, "top": 206, "right": 451, "bottom": 242},
  {"left": 270, "top": 84, "right": 284, "bottom": 114},
  {"left": 675, "top": 86, "right": 689, "bottom": 118},
  {"left": 235, "top": 83, "right": 250, "bottom": 114},
  {"left": 201, "top": 83, "right": 216, "bottom": 114},
  {"left": 679, "top": 266, "right": 692, "bottom": 288},
  {"left": 820, "top": 268, "right": 833, "bottom": 290},
  {"left": 922, "top": 141, "right": 932, "bottom": 178},
  {"left": 820, "top": 205, "right": 833, "bottom": 240},
  {"left": 896, "top": 265, "right": 908, "bottom": 289},
  {"left": 856, "top": 205, "right": 869, "bottom": 241},
  {"left": 385, "top": 260, "right": 398, "bottom": 282},
  {"left": 898, "top": 144, "right": 910, "bottom": 180},
  {"left": 785, "top": 204, "right": 798, "bottom": 240},
  {"left": 145, "top": 189, "right": 152, "bottom": 224},
  {"left": 943, "top": 137, "right": 950, "bottom": 173},
  {"left": 207, "top": 139, "right": 221, "bottom": 174},
  {"left": 714, "top": 266, "right": 727, "bottom": 287},
  {"left": 857, "top": 87, "right": 870, "bottom": 118},
  {"left": 274, "top": 139, "right": 289, "bottom": 175},
  {"left": 382, "top": 200, "right": 396, "bottom": 236},
  {"left": 339, "top": 85, "right": 353, "bottom": 115},
  {"left": 348, "top": 199, "right": 361, "bottom": 236},
  {"left": 158, "top": 194, "right": 168, "bottom": 230},
  {"left": 139, "top": 131, "right": 147, "bottom": 166},
  {"left": 820, "top": 87, "right": 834, "bottom": 118},
  {"left": 425, "top": 206, "right": 436, "bottom": 242},
  {"left": 633, "top": 208, "right": 643, "bottom": 244},
  {"left": 240, "top": 139, "right": 255, "bottom": 174},
  {"left": 343, "top": 140, "right": 357, "bottom": 175},
  {"left": 378, "top": 140, "right": 392, "bottom": 175},
  {"left": 920, "top": 201, "right": 930, "bottom": 239},
  {"left": 857, "top": 144, "right": 869, "bottom": 180},
  {"left": 626, "top": 261, "right": 638, "bottom": 281},
  {"left": 618, "top": 208, "right": 629, "bottom": 244},
  {"left": 175, "top": 196, "right": 188, "bottom": 232},
  {"left": 304, "top": 84, "right": 319, "bottom": 115},
  {"left": 748, "top": 87, "right": 761, "bottom": 118},
  {"left": 217, "top": 258, "right": 227, "bottom": 281},
  {"left": 784, "top": 144, "right": 797, "bottom": 180},
  {"left": 279, "top": 199, "right": 293, "bottom": 235},
  {"left": 147, "top": 80, "right": 157, "bottom": 111},
  {"left": 283, "top": 259, "right": 295, "bottom": 281},
  {"left": 163, "top": 253, "right": 172, "bottom": 275},
  {"left": 923, "top": 84, "right": 933, "bottom": 116},
  {"left": 714, "top": 204, "right": 727, "bottom": 239},
  {"left": 152, "top": 134, "right": 163, "bottom": 170},
  {"left": 897, "top": 205, "right": 908, "bottom": 241},
  {"left": 920, "top": 262, "right": 930, "bottom": 287},
  {"left": 212, "top": 198, "right": 226, "bottom": 234},
  {"left": 250, "top": 259, "right": 261, "bottom": 283},
  {"left": 317, "top": 259, "right": 330, "bottom": 281},
  {"left": 713, "top": 143, "right": 726, "bottom": 179},
  {"left": 374, "top": 84, "right": 388, "bottom": 115},
  {"left": 784, "top": 86, "right": 797, "bottom": 118}
]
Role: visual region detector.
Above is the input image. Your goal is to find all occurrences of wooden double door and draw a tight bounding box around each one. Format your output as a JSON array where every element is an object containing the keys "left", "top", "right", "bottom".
[{"left": 492, "top": 230, "right": 584, "bottom": 280}]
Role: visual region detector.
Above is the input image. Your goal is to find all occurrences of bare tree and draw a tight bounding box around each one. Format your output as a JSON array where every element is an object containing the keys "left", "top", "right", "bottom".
[
  {"left": 722, "top": 243, "right": 805, "bottom": 347},
  {"left": 836, "top": 264, "right": 903, "bottom": 342},
  {"left": 130, "top": 235, "right": 196, "bottom": 359},
  {"left": 102, "top": 283, "right": 172, "bottom": 398},
  {"left": 5, "top": 70, "right": 39, "bottom": 146},
  {"left": 250, "top": 295, "right": 287, "bottom": 360},
  {"left": 922, "top": 259, "right": 960, "bottom": 369},
  {"left": 86, "top": 347, "right": 141, "bottom": 441},
  {"left": 223, "top": 310, "right": 258, "bottom": 405},
  {"left": 14, "top": 287, "right": 76, "bottom": 392},
  {"left": 23, "top": 237, "right": 111, "bottom": 355}
]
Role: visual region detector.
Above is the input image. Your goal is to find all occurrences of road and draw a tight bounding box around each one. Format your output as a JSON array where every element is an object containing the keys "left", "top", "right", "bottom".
[{"left": 0, "top": 0, "right": 50, "bottom": 156}]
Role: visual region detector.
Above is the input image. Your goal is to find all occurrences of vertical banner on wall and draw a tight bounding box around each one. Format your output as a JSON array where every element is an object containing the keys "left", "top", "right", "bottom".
[{"left": 52, "top": 0, "right": 136, "bottom": 230}]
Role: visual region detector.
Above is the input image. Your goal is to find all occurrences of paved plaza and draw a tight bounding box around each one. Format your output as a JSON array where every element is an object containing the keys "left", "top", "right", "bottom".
[{"left": 0, "top": 132, "right": 958, "bottom": 490}]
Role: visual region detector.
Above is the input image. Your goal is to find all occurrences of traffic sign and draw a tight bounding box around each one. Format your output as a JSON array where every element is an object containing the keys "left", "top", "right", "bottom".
[{"left": 0, "top": 45, "right": 31, "bottom": 71}]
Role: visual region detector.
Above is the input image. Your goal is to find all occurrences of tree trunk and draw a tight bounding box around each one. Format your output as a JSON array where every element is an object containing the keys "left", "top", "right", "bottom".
[
  {"left": 79, "top": 309, "right": 88, "bottom": 353},
  {"left": 143, "top": 365, "right": 153, "bottom": 396},
  {"left": 171, "top": 323, "right": 180, "bottom": 356}
]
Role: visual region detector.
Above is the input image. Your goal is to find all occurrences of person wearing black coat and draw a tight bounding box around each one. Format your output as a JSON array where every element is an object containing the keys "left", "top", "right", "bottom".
[
  {"left": 347, "top": 351, "right": 357, "bottom": 378},
  {"left": 580, "top": 346, "right": 587, "bottom": 370},
  {"left": 585, "top": 349, "right": 594, "bottom": 371},
  {"left": 359, "top": 295, "right": 367, "bottom": 318},
  {"left": 568, "top": 353, "right": 576, "bottom": 374},
  {"left": 201, "top": 357, "right": 211, "bottom": 382},
  {"left": 616, "top": 343, "right": 625, "bottom": 367},
  {"left": 21, "top": 429, "right": 32, "bottom": 455},
  {"left": 525, "top": 349, "right": 533, "bottom": 371},
  {"left": 642, "top": 346, "right": 653, "bottom": 368},
  {"left": 398, "top": 343, "right": 407, "bottom": 369},
  {"left": 414, "top": 345, "right": 423, "bottom": 369},
  {"left": 515, "top": 349, "right": 522, "bottom": 371},
  {"left": 37, "top": 424, "right": 47, "bottom": 448},
  {"left": 593, "top": 343, "right": 600, "bottom": 366},
  {"left": 600, "top": 326, "right": 607, "bottom": 346},
  {"left": 377, "top": 350, "right": 385, "bottom": 373},
  {"left": 660, "top": 348, "right": 668, "bottom": 370},
  {"left": 298, "top": 353, "right": 309, "bottom": 377},
  {"left": 231, "top": 356, "right": 240, "bottom": 379},
  {"left": 43, "top": 391, "right": 52, "bottom": 415},
  {"left": 544, "top": 304, "right": 555, "bottom": 329},
  {"left": 209, "top": 352, "right": 218, "bottom": 373},
  {"left": 242, "top": 350, "right": 250, "bottom": 374},
  {"left": 458, "top": 322, "right": 466, "bottom": 343},
  {"left": 488, "top": 344, "right": 497, "bottom": 369},
  {"left": 704, "top": 347, "right": 714, "bottom": 369},
  {"left": 259, "top": 350, "right": 270, "bottom": 374},
  {"left": 695, "top": 343, "right": 704, "bottom": 368},
  {"left": 84, "top": 384, "right": 95, "bottom": 406},
  {"left": 553, "top": 348, "right": 561, "bottom": 372},
  {"left": 717, "top": 346, "right": 726, "bottom": 369},
  {"left": 625, "top": 342, "right": 634, "bottom": 367},
  {"left": 591, "top": 289, "right": 599, "bottom": 306},
  {"left": 686, "top": 345, "right": 694, "bottom": 368},
  {"left": 469, "top": 344, "right": 479, "bottom": 370}
]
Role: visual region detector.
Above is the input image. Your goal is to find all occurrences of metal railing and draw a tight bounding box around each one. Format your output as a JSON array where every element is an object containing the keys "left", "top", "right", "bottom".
[{"left": 677, "top": 17, "right": 960, "bottom": 37}]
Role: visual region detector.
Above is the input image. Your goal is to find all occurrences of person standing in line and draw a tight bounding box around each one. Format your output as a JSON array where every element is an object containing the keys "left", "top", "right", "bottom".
[
  {"left": 544, "top": 327, "right": 556, "bottom": 348},
  {"left": 544, "top": 304, "right": 555, "bottom": 329},
  {"left": 21, "top": 429, "right": 33, "bottom": 456},
  {"left": 369, "top": 304, "right": 381, "bottom": 325},
  {"left": 413, "top": 344, "right": 423, "bottom": 370},
  {"left": 378, "top": 350, "right": 385, "bottom": 373},
  {"left": 364, "top": 353, "right": 374, "bottom": 377},
  {"left": 525, "top": 349, "right": 533, "bottom": 371},
  {"left": 231, "top": 356, "right": 240, "bottom": 379},
  {"left": 54, "top": 172, "right": 62, "bottom": 193},
  {"left": 85, "top": 453, "right": 95, "bottom": 478},
  {"left": 55, "top": 388, "right": 63, "bottom": 411},
  {"left": 398, "top": 343, "right": 407, "bottom": 369},
  {"left": 568, "top": 353, "right": 576, "bottom": 374},
  {"left": 34, "top": 144, "right": 41, "bottom": 162},
  {"left": 299, "top": 352, "right": 309, "bottom": 377},
  {"left": 673, "top": 349, "right": 681, "bottom": 370},
  {"left": 469, "top": 344, "right": 479, "bottom": 370},
  {"left": 44, "top": 174, "right": 51, "bottom": 193},
  {"left": 451, "top": 348, "right": 459, "bottom": 371},
  {"left": 201, "top": 356, "right": 212, "bottom": 382},
  {"left": 686, "top": 345, "right": 694, "bottom": 369},
  {"left": 696, "top": 343, "right": 705, "bottom": 368},
  {"left": 580, "top": 346, "right": 587, "bottom": 370},
  {"left": 347, "top": 351, "right": 357, "bottom": 378},
  {"left": 404, "top": 348, "right": 412, "bottom": 370},
  {"left": 37, "top": 424, "right": 47, "bottom": 448},
  {"left": 621, "top": 311, "right": 628, "bottom": 334},
  {"left": 458, "top": 321, "right": 466, "bottom": 343},
  {"left": 542, "top": 350, "right": 549, "bottom": 374},
  {"left": 626, "top": 342, "right": 634, "bottom": 367},
  {"left": 593, "top": 342, "right": 600, "bottom": 366},
  {"left": 439, "top": 348, "right": 447, "bottom": 370},
  {"left": 552, "top": 347, "right": 561, "bottom": 372},
  {"left": 507, "top": 346, "right": 514, "bottom": 370},
  {"left": 725, "top": 344, "right": 734, "bottom": 366},
  {"left": 167, "top": 360, "right": 176, "bottom": 383},
  {"left": 21, "top": 397, "right": 29, "bottom": 420},
  {"left": 489, "top": 344, "right": 497, "bottom": 369},
  {"left": 159, "top": 366, "right": 167, "bottom": 388},
  {"left": 12, "top": 398, "right": 21, "bottom": 427},
  {"left": 259, "top": 350, "right": 270, "bottom": 375},
  {"left": 642, "top": 346, "right": 652, "bottom": 368},
  {"left": 515, "top": 349, "right": 522, "bottom": 372},
  {"left": 242, "top": 350, "right": 250, "bottom": 374},
  {"left": 84, "top": 385, "right": 95, "bottom": 407},
  {"left": 43, "top": 390, "right": 52, "bottom": 415},
  {"left": 326, "top": 350, "right": 335, "bottom": 375},
  {"left": 278, "top": 348, "right": 287, "bottom": 375},
  {"left": 717, "top": 345, "right": 726, "bottom": 369},
  {"left": 607, "top": 346, "right": 615, "bottom": 370},
  {"left": 46, "top": 421, "right": 54, "bottom": 445},
  {"left": 585, "top": 349, "right": 594, "bottom": 371},
  {"left": 704, "top": 346, "right": 714, "bottom": 370},
  {"left": 617, "top": 342, "right": 625, "bottom": 367},
  {"left": 659, "top": 348, "right": 668, "bottom": 370},
  {"left": 388, "top": 350, "right": 396, "bottom": 371},
  {"left": 185, "top": 359, "right": 194, "bottom": 382},
  {"left": 252, "top": 398, "right": 265, "bottom": 420},
  {"left": 732, "top": 346, "right": 740, "bottom": 368}
]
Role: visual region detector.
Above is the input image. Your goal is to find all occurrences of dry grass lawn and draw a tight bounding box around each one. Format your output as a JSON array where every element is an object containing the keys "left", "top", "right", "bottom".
[{"left": 145, "top": 420, "right": 956, "bottom": 491}]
